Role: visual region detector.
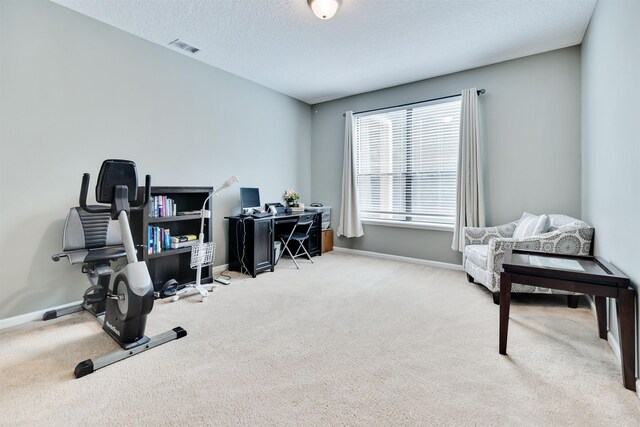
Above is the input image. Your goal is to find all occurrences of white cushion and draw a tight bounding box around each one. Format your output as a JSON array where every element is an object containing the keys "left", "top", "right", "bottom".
[{"left": 513, "top": 212, "right": 549, "bottom": 239}]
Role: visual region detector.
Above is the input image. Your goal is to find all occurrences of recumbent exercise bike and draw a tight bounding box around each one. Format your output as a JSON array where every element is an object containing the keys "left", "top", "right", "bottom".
[{"left": 46, "top": 159, "right": 186, "bottom": 378}]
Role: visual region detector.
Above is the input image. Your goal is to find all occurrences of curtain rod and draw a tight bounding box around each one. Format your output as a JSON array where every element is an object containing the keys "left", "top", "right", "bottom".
[{"left": 344, "top": 89, "right": 486, "bottom": 117}]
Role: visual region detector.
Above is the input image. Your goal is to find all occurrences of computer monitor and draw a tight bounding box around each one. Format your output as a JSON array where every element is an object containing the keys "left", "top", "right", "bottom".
[{"left": 240, "top": 187, "right": 261, "bottom": 211}]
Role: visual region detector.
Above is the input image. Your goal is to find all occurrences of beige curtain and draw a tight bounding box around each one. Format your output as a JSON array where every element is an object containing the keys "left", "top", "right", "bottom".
[
  {"left": 452, "top": 88, "right": 485, "bottom": 251},
  {"left": 337, "top": 111, "right": 364, "bottom": 238}
]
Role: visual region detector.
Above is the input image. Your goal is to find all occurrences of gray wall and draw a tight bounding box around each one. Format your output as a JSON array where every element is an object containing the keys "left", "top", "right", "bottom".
[
  {"left": 310, "top": 47, "right": 582, "bottom": 265},
  {"left": 581, "top": 0, "right": 640, "bottom": 377},
  {"left": 0, "top": 0, "right": 311, "bottom": 319}
]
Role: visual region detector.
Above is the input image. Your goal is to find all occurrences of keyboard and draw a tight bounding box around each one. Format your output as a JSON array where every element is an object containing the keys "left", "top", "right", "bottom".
[{"left": 251, "top": 212, "right": 272, "bottom": 219}]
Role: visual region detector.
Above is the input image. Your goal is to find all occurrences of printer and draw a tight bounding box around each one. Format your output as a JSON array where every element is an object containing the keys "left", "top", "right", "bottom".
[{"left": 305, "top": 204, "right": 331, "bottom": 230}]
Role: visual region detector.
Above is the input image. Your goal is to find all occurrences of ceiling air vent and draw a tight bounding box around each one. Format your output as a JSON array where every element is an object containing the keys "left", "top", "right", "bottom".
[{"left": 169, "top": 39, "right": 200, "bottom": 54}]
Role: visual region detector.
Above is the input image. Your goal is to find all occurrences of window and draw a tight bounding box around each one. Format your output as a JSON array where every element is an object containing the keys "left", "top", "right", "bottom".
[{"left": 354, "top": 97, "right": 461, "bottom": 227}]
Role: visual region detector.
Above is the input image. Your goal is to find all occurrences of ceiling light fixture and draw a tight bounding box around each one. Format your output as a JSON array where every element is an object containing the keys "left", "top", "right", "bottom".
[{"left": 308, "top": 0, "right": 341, "bottom": 20}]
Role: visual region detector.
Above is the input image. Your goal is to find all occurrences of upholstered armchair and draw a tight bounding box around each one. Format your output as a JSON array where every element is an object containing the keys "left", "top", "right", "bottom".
[{"left": 463, "top": 215, "right": 594, "bottom": 306}]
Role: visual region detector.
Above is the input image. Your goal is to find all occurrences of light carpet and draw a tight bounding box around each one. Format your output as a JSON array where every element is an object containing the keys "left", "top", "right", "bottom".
[{"left": 1, "top": 252, "right": 639, "bottom": 426}]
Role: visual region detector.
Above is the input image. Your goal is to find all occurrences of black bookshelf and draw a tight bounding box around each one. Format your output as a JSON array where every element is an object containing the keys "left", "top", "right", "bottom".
[{"left": 130, "top": 186, "right": 213, "bottom": 292}]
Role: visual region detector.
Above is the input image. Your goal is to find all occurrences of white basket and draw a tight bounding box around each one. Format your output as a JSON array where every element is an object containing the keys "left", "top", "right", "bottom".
[{"left": 190, "top": 241, "right": 215, "bottom": 269}]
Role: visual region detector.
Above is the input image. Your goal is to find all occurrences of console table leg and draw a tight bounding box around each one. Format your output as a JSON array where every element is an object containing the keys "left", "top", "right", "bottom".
[
  {"left": 617, "top": 288, "right": 636, "bottom": 391},
  {"left": 594, "top": 295, "right": 607, "bottom": 340},
  {"left": 499, "top": 273, "right": 512, "bottom": 355}
]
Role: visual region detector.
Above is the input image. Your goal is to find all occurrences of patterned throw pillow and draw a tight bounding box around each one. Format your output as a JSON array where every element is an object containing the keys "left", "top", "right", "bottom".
[{"left": 513, "top": 212, "right": 549, "bottom": 239}]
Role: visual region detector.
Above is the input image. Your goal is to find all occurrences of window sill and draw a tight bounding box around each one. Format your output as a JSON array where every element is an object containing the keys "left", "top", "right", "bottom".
[{"left": 361, "top": 219, "right": 454, "bottom": 232}]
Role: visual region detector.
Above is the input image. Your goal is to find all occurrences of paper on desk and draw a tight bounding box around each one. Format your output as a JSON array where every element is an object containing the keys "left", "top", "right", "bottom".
[{"left": 529, "top": 255, "right": 585, "bottom": 272}]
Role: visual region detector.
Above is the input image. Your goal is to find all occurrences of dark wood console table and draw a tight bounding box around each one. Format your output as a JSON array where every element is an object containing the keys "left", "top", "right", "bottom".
[{"left": 499, "top": 249, "right": 636, "bottom": 391}]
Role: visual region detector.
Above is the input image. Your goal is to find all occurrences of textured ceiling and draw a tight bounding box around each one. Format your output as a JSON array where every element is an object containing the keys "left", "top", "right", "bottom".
[{"left": 51, "top": 0, "right": 597, "bottom": 104}]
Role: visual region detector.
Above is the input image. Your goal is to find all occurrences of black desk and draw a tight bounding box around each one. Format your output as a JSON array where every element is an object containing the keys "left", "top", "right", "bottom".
[
  {"left": 499, "top": 249, "right": 635, "bottom": 391},
  {"left": 225, "top": 212, "right": 322, "bottom": 277}
]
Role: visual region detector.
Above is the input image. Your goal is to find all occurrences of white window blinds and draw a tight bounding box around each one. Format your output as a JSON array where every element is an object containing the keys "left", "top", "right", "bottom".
[{"left": 354, "top": 97, "right": 461, "bottom": 225}]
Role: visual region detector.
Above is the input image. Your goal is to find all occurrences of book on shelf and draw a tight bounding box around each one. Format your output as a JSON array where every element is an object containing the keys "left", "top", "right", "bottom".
[
  {"left": 177, "top": 210, "right": 201, "bottom": 216},
  {"left": 172, "top": 234, "right": 197, "bottom": 242},
  {"left": 150, "top": 195, "right": 178, "bottom": 218},
  {"left": 170, "top": 234, "right": 198, "bottom": 249},
  {"left": 147, "top": 226, "right": 172, "bottom": 254},
  {"left": 171, "top": 240, "right": 198, "bottom": 249}
]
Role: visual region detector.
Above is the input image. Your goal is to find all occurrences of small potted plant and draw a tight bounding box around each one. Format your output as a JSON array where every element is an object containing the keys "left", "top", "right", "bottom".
[{"left": 284, "top": 189, "right": 300, "bottom": 207}]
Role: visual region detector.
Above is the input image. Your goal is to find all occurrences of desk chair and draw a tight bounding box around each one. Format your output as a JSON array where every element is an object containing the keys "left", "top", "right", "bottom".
[{"left": 277, "top": 215, "right": 314, "bottom": 269}]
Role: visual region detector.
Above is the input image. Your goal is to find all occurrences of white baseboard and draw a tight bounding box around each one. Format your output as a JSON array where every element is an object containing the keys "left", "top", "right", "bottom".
[
  {"left": 607, "top": 331, "right": 622, "bottom": 364},
  {"left": 585, "top": 295, "right": 622, "bottom": 364},
  {"left": 577, "top": 296, "right": 640, "bottom": 400},
  {"left": 586, "top": 294, "right": 597, "bottom": 316},
  {"left": 213, "top": 264, "right": 229, "bottom": 274},
  {"left": 585, "top": 295, "right": 625, "bottom": 367},
  {"left": 0, "top": 263, "right": 230, "bottom": 331},
  {"left": 332, "top": 247, "right": 463, "bottom": 271},
  {"left": 0, "top": 299, "right": 84, "bottom": 331}
]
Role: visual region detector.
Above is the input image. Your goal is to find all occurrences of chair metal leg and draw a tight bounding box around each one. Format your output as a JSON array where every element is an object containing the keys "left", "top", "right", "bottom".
[
  {"left": 283, "top": 244, "right": 300, "bottom": 269},
  {"left": 289, "top": 249, "right": 300, "bottom": 269},
  {"left": 291, "top": 258, "right": 300, "bottom": 269},
  {"left": 299, "top": 243, "right": 313, "bottom": 263},
  {"left": 290, "top": 241, "right": 313, "bottom": 265}
]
